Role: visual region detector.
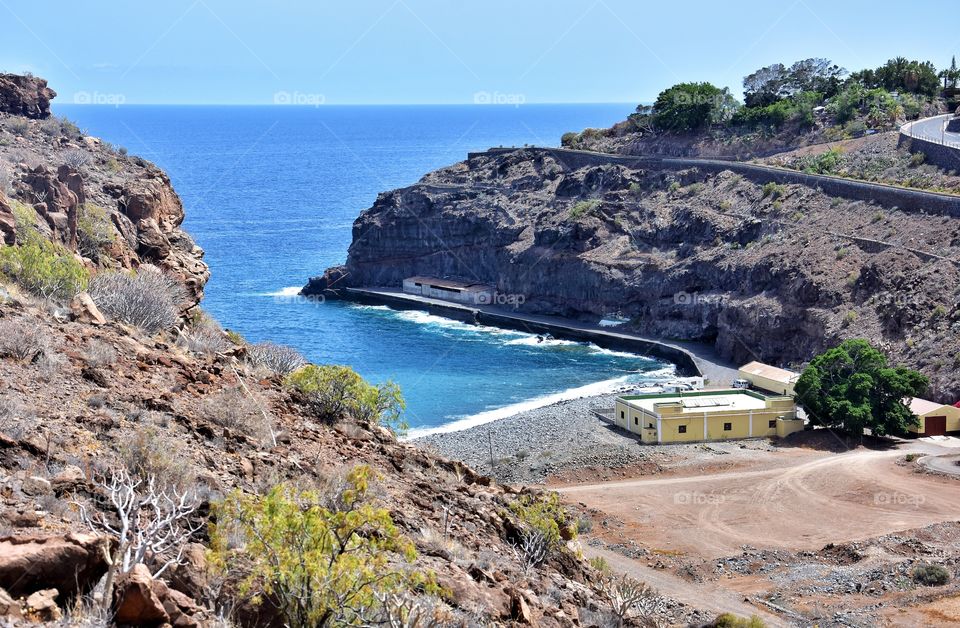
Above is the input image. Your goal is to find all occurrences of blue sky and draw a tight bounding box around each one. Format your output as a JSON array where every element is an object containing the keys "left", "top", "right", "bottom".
[{"left": 2, "top": 0, "right": 958, "bottom": 105}]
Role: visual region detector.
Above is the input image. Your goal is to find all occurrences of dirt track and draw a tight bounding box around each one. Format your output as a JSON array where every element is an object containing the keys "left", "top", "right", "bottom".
[{"left": 559, "top": 446, "right": 960, "bottom": 559}]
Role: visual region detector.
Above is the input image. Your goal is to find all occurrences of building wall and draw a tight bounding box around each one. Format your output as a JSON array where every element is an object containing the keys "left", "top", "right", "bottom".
[
  {"left": 739, "top": 371, "right": 796, "bottom": 396},
  {"left": 615, "top": 393, "right": 798, "bottom": 444},
  {"left": 909, "top": 405, "right": 960, "bottom": 434}
]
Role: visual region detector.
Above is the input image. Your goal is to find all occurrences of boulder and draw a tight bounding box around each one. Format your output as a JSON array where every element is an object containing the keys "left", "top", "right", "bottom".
[
  {"left": 0, "top": 587, "right": 22, "bottom": 619},
  {"left": 0, "top": 196, "right": 15, "bottom": 245},
  {"left": 0, "top": 532, "right": 111, "bottom": 599},
  {"left": 166, "top": 543, "right": 208, "bottom": 600},
  {"left": 70, "top": 292, "right": 107, "bottom": 325},
  {"left": 0, "top": 73, "right": 56, "bottom": 119},
  {"left": 113, "top": 564, "right": 168, "bottom": 625},
  {"left": 21, "top": 475, "right": 52, "bottom": 496},
  {"left": 113, "top": 564, "right": 207, "bottom": 628},
  {"left": 25, "top": 588, "right": 61, "bottom": 622}
]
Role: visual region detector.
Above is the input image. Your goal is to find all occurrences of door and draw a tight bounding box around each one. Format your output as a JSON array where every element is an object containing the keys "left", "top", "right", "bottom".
[{"left": 924, "top": 416, "right": 947, "bottom": 436}]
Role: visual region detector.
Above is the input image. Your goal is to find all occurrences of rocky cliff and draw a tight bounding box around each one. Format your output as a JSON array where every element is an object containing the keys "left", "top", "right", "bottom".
[
  {"left": 1, "top": 75, "right": 680, "bottom": 626},
  {"left": 310, "top": 148, "right": 960, "bottom": 403},
  {"left": 0, "top": 78, "right": 208, "bottom": 305}
]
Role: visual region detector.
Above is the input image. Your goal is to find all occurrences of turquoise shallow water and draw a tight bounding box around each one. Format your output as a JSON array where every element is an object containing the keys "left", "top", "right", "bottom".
[{"left": 55, "top": 104, "right": 673, "bottom": 430}]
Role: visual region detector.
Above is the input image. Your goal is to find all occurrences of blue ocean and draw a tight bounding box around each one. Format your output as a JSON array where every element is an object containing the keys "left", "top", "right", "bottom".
[{"left": 55, "top": 104, "right": 673, "bottom": 433}]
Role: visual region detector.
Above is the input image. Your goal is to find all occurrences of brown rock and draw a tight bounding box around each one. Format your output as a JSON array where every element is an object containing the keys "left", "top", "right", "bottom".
[
  {"left": 0, "top": 73, "right": 56, "bottom": 119},
  {"left": 0, "top": 587, "right": 22, "bottom": 618},
  {"left": 0, "top": 532, "right": 111, "bottom": 598},
  {"left": 0, "top": 196, "right": 15, "bottom": 245},
  {"left": 70, "top": 292, "right": 107, "bottom": 325},
  {"left": 25, "top": 588, "right": 61, "bottom": 621},
  {"left": 166, "top": 543, "right": 208, "bottom": 600},
  {"left": 510, "top": 588, "right": 533, "bottom": 624},
  {"left": 113, "top": 564, "right": 169, "bottom": 625}
]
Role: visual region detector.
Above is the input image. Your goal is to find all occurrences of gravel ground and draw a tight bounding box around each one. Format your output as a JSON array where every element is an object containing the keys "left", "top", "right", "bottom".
[
  {"left": 413, "top": 393, "right": 641, "bottom": 483},
  {"left": 413, "top": 392, "right": 778, "bottom": 484}
]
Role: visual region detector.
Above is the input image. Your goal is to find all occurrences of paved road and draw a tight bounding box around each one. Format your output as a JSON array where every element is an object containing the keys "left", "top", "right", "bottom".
[{"left": 903, "top": 113, "right": 960, "bottom": 147}]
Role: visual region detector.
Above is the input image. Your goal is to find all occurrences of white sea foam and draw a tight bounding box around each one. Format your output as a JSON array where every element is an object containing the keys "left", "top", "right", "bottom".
[
  {"left": 503, "top": 336, "right": 580, "bottom": 347},
  {"left": 261, "top": 286, "right": 303, "bottom": 297},
  {"left": 406, "top": 375, "right": 635, "bottom": 439}
]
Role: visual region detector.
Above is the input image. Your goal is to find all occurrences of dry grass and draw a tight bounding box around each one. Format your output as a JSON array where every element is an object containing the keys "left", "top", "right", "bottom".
[
  {"left": 201, "top": 387, "right": 273, "bottom": 444},
  {"left": 0, "top": 316, "right": 50, "bottom": 361}
]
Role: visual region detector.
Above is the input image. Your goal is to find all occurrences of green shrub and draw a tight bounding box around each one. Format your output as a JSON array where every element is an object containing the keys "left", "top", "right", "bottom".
[
  {"left": 510, "top": 492, "right": 574, "bottom": 549},
  {"left": 569, "top": 199, "right": 600, "bottom": 220},
  {"left": 0, "top": 230, "right": 88, "bottom": 300},
  {"left": 560, "top": 131, "right": 579, "bottom": 147},
  {"left": 209, "top": 466, "right": 437, "bottom": 628},
  {"left": 9, "top": 199, "right": 39, "bottom": 243},
  {"left": 842, "top": 310, "right": 858, "bottom": 326},
  {"left": 801, "top": 148, "right": 843, "bottom": 175},
  {"left": 713, "top": 613, "right": 767, "bottom": 628},
  {"left": 761, "top": 182, "right": 786, "bottom": 200},
  {"left": 909, "top": 152, "right": 926, "bottom": 167},
  {"left": 589, "top": 556, "right": 610, "bottom": 574},
  {"left": 912, "top": 564, "right": 950, "bottom": 586},
  {"left": 285, "top": 364, "right": 406, "bottom": 434},
  {"left": 77, "top": 203, "right": 115, "bottom": 261}
]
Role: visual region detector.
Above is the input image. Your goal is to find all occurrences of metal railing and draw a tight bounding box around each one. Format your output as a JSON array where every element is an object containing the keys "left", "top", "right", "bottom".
[{"left": 902, "top": 115, "right": 960, "bottom": 149}]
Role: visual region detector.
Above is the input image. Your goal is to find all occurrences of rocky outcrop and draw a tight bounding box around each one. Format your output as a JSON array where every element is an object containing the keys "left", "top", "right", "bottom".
[
  {"left": 0, "top": 73, "right": 55, "bottom": 119},
  {"left": 0, "top": 533, "right": 111, "bottom": 599},
  {"left": 313, "top": 148, "right": 960, "bottom": 403},
  {"left": 0, "top": 73, "right": 209, "bottom": 306}
]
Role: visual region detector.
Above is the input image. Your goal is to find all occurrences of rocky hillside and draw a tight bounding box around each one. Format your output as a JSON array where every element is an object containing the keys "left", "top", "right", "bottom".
[
  {"left": 310, "top": 148, "right": 960, "bottom": 404},
  {"left": 0, "top": 73, "right": 706, "bottom": 626},
  {"left": 0, "top": 73, "right": 208, "bottom": 306}
]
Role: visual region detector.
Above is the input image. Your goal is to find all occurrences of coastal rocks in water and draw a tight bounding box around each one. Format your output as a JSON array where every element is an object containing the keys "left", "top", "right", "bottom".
[
  {"left": 0, "top": 533, "right": 111, "bottom": 599},
  {"left": 316, "top": 147, "right": 960, "bottom": 403},
  {"left": 0, "top": 73, "right": 55, "bottom": 119}
]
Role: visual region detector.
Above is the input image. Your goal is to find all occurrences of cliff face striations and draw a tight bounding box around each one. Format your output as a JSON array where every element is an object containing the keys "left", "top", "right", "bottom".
[{"left": 311, "top": 148, "right": 960, "bottom": 402}]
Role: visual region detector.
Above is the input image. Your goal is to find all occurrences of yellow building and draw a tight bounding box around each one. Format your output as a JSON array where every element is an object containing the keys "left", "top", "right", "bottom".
[
  {"left": 906, "top": 398, "right": 960, "bottom": 436},
  {"left": 613, "top": 389, "right": 803, "bottom": 444},
  {"left": 737, "top": 361, "right": 800, "bottom": 396}
]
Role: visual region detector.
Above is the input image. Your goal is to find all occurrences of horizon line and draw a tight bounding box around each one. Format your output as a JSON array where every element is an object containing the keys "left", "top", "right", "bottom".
[{"left": 53, "top": 101, "right": 641, "bottom": 108}]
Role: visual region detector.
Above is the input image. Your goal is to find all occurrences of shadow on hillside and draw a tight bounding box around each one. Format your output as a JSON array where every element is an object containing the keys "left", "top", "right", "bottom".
[{"left": 776, "top": 427, "right": 900, "bottom": 453}]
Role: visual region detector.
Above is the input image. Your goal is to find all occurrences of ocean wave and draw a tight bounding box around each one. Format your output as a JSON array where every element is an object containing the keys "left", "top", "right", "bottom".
[
  {"left": 259, "top": 286, "right": 303, "bottom": 297},
  {"left": 406, "top": 375, "right": 634, "bottom": 439},
  {"left": 504, "top": 336, "right": 580, "bottom": 347}
]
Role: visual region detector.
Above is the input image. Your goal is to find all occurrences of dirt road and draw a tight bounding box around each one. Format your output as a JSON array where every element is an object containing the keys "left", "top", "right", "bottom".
[
  {"left": 559, "top": 447, "right": 960, "bottom": 559},
  {"left": 582, "top": 544, "right": 791, "bottom": 626}
]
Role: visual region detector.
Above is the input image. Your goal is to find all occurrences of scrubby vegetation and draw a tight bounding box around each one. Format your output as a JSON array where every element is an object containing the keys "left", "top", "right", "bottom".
[
  {"left": 247, "top": 340, "right": 307, "bottom": 375},
  {"left": 911, "top": 563, "right": 951, "bottom": 586},
  {"left": 569, "top": 199, "right": 600, "bottom": 220},
  {"left": 209, "top": 465, "right": 438, "bottom": 628},
  {"left": 76, "top": 202, "right": 115, "bottom": 261},
  {"left": 90, "top": 267, "right": 186, "bottom": 333},
  {"left": 285, "top": 364, "right": 406, "bottom": 433},
  {"left": 0, "top": 230, "right": 88, "bottom": 300}
]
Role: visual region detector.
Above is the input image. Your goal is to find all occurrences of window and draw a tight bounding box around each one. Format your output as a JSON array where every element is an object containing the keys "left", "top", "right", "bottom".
[
  {"left": 620, "top": 410, "right": 625, "bottom": 420},
  {"left": 678, "top": 425, "right": 687, "bottom": 434},
  {"left": 634, "top": 417, "right": 638, "bottom": 425},
  {"left": 769, "top": 419, "right": 777, "bottom": 429},
  {"left": 648, "top": 423, "right": 654, "bottom": 429},
  {"left": 723, "top": 422, "right": 732, "bottom": 431}
]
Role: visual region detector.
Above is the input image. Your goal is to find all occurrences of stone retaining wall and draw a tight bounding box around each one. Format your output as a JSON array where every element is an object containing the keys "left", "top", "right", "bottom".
[{"left": 468, "top": 146, "right": 960, "bottom": 217}]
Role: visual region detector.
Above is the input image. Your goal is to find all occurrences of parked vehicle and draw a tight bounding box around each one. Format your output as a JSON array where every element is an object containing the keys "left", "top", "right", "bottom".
[{"left": 732, "top": 378, "right": 751, "bottom": 389}]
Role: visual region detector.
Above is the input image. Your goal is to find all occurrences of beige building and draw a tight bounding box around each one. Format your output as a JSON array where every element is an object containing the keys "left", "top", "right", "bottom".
[
  {"left": 613, "top": 389, "right": 803, "bottom": 445},
  {"left": 907, "top": 397, "right": 960, "bottom": 436},
  {"left": 402, "top": 276, "right": 494, "bottom": 305},
  {"left": 737, "top": 361, "right": 800, "bottom": 396}
]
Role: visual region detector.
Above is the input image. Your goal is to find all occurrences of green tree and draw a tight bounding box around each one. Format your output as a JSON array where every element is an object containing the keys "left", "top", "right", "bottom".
[
  {"left": 851, "top": 57, "right": 940, "bottom": 96},
  {"left": 285, "top": 364, "right": 406, "bottom": 434},
  {"left": 794, "top": 339, "right": 928, "bottom": 437},
  {"left": 209, "top": 466, "right": 436, "bottom": 628},
  {"left": 652, "top": 82, "right": 739, "bottom": 132}
]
